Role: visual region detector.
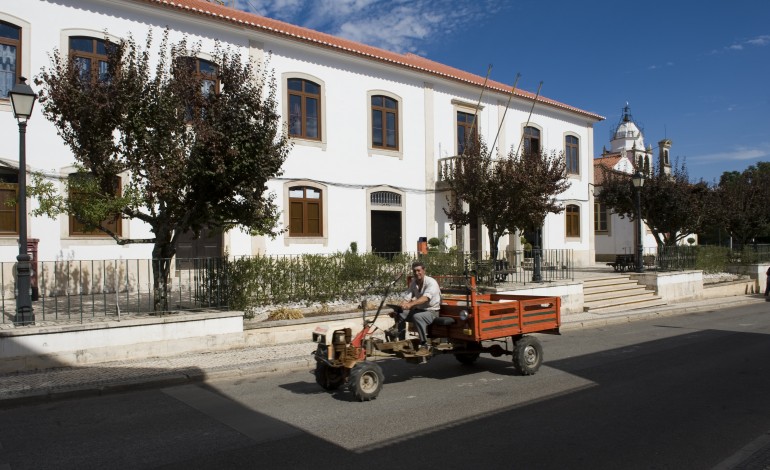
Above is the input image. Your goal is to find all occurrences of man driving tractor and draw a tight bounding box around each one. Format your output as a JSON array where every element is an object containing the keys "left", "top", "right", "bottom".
[{"left": 387, "top": 261, "right": 442, "bottom": 356}]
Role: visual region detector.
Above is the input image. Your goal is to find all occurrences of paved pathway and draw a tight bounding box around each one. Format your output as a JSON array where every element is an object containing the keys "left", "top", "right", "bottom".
[{"left": 0, "top": 291, "right": 765, "bottom": 406}]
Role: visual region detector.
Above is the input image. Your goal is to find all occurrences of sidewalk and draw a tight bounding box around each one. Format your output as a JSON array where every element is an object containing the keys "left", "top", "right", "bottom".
[{"left": 0, "top": 293, "right": 766, "bottom": 406}]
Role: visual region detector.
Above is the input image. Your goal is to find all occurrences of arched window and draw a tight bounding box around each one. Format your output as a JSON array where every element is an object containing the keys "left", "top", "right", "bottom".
[
  {"left": 0, "top": 20, "right": 21, "bottom": 99},
  {"left": 565, "top": 135, "right": 579, "bottom": 174},
  {"left": 566, "top": 204, "right": 580, "bottom": 238},
  {"left": 289, "top": 186, "right": 323, "bottom": 236},
  {"left": 523, "top": 126, "right": 540, "bottom": 155},
  {"left": 371, "top": 95, "right": 398, "bottom": 150},
  {"left": 288, "top": 78, "right": 321, "bottom": 140},
  {"left": 175, "top": 56, "right": 219, "bottom": 120},
  {"left": 69, "top": 36, "right": 111, "bottom": 83},
  {"left": 176, "top": 56, "right": 218, "bottom": 96},
  {"left": 370, "top": 191, "right": 401, "bottom": 207}
]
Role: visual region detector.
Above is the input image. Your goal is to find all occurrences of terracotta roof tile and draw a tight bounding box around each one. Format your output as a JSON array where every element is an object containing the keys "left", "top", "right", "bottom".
[{"left": 137, "top": 0, "right": 604, "bottom": 121}]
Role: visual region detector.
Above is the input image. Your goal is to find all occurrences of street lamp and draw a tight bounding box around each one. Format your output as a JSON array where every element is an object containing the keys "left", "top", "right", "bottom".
[
  {"left": 9, "top": 77, "right": 37, "bottom": 326},
  {"left": 631, "top": 170, "right": 645, "bottom": 273}
]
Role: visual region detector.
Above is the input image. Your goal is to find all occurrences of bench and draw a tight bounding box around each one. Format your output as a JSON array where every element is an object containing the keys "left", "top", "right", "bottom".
[{"left": 607, "top": 254, "right": 635, "bottom": 272}]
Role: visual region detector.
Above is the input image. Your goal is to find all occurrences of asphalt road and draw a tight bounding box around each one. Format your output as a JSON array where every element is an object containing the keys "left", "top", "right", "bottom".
[{"left": 1, "top": 302, "right": 769, "bottom": 470}]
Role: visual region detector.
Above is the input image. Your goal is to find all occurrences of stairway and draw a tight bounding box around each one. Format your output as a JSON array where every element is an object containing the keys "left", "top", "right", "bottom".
[{"left": 583, "top": 275, "right": 667, "bottom": 314}]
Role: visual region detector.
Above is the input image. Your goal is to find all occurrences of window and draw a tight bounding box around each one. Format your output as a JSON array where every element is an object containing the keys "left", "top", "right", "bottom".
[
  {"left": 457, "top": 111, "right": 478, "bottom": 155},
  {"left": 68, "top": 173, "right": 122, "bottom": 237},
  {"left": 288, "top": 78, "right": 321, "bottom": 140},
  {"left": 175, "top": 56, "right": 218, "bottom": 96},
  {"left": 523, "top": 126, "right": 540, "bottom": 155},
  {"left": 566, "top": 204, "right": 580, "bottom": 238},
  {"left": 663, "top": 149, "right": 669, "bottom": 165},
  {"left": 565, "top": 135, "right": 579, "bottom": 174},
  {"left": 371, "top": 95, "right": 398, "bottom": 150},
  {"left": 175, "top": 56, "right": 218, "bottom": 120},
  {"left": 0, "top": 21, "right": 20, "bottom": 99},
  {"left": 69, "top": 36, "right": 111, "bottom": 83},
  {"left": 289, "top": 186, "right": 322, "bottom": 236},
  {"left": 594, "top": 201, "right": 608, "bottom": 233},
  {"left": 0, "top": 171, "right": 18, "bottom": 234}
]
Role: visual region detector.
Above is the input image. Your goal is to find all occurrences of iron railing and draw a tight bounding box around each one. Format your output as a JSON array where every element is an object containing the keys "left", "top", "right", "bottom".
[
  {"left": 0, "top": 257, "right": 228, "bottom": 324},
  {"left": 1, "top": 250, "right": 574, "bottom": 323}
]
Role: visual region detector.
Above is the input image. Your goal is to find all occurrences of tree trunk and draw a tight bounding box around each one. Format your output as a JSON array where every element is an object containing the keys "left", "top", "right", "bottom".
[{"left": 151, "top": 227, "right": 176, "bottom": 312}]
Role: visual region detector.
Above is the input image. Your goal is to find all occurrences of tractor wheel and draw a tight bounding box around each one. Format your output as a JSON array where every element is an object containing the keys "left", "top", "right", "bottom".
[
  {"left": 512, "top": 336, "right": 543, "bottom": 375},
  {"left": 315, "top": 362, "right": 344, "bottom": 390},
  {"left": 349, "top": 361, "right": 384, "bottom": 401},
  {"left": 455, "top": 341, "right": 482, "bottom": 365}
]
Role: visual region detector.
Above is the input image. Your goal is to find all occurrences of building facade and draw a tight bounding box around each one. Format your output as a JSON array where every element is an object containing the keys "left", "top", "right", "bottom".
[
  {"left": 1, "top": 0, "right": 603, "bottom": 265},
  {"left": 593, "top": 105, "right": 670, "bottom": 262}
]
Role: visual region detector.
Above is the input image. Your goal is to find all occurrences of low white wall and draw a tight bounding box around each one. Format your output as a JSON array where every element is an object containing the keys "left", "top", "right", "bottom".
[
  {"left": 703, "top": 281, "right": 758, "bottom": 299},
  {"left": 726, "top": 264, "right": 769, "bottom": 294},
  {"left": 496, "top": 281, "right": 583, "bottom": 315},
  {"left": 630, "top": 270, "right": 704, "bottom": 302},
  {"left": 0, "top": 311, "right": 244, "bottom": 373}
]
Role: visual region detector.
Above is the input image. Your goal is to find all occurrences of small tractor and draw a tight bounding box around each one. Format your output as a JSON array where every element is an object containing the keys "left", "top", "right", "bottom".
[{"left": 311, "top": 274, "right": 561, "bottom": 401}]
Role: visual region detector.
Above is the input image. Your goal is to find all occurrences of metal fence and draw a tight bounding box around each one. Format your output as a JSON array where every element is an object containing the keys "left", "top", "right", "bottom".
[
  {"left": 639, "top": 245, "right": 770, "bottom": 272},
  {"left": 1, "top": 249, "right": 573, "bottom": 323},
  {"left": 0, "top": 258, "right": 228, "bottom": 324}
]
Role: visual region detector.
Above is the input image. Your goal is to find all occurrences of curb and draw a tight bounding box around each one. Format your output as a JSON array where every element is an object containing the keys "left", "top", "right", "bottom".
[{"left": 561, "top": 296, "right": 763, "bottom": 331}]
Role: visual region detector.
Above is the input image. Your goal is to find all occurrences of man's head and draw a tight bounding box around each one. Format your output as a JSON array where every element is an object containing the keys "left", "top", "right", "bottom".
[{"left": 411, "top": 261, "right": 426, "bottom": 282}]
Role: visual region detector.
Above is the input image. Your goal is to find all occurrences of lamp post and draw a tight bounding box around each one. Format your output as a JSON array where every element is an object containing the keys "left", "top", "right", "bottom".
[
  {"left": 9, "top": 77, "right": 37, "bottom": 326},
  {"left": 631, "top": 170, "right": 645, "bottom": 273}
]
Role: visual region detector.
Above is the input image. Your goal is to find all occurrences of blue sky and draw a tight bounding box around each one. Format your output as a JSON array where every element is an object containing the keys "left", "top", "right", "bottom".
[{"left": 231, "top": 0, "right": 769, "bottom": 183}]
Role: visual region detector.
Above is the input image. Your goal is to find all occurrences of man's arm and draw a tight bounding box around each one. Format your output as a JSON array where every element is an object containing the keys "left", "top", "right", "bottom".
[{"left": 402, "top": 295, "right": 430, "bottom": 310}]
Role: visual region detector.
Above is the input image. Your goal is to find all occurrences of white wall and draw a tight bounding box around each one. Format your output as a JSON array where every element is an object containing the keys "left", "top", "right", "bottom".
[{"left": 1, "top": 0, "right": 600, "bottom": 262}]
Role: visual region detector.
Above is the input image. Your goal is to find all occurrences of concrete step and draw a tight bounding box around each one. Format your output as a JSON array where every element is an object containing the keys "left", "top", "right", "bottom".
[
  {"left": 584, "top": 286, "right": 650, "bottom": 301},
  {"left": 584, "top": 290, "right": 662, "bottom": 309},
  {"left": 586, "top": 297, "right": 669, "bottom": 314},
  {"left": 583, "top": 277, "right": 635, "bottom": 288},
  {"left": 581, "top": 273, "right": 668, "bottom": 314},
  {"left": 584, "top": 282, "right": 647, "bottom": 295}
]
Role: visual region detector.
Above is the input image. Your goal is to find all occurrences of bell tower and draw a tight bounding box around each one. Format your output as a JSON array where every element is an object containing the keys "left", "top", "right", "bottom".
[{"left": 658, "top": 139, "right": 672, "bottom": 176}]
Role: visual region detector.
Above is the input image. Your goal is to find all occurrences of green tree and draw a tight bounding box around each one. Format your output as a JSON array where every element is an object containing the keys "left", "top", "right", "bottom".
[
  {"left": 443, "top": 137, "right": 569, "bottom": 261},
  {"left": 597, "top": 159, "right": 710, "bottom": 247},
  {"left": 32, "top": 31, "right": 291, "bottom": 309},
  {"left": 714, "top": 162, "right": 770, "bottom": 246}
]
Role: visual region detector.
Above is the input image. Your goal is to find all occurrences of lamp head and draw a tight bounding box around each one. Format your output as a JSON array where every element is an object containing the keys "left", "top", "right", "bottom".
[{"left": 9, "top": 77, "right": 37, "bottom": 122}]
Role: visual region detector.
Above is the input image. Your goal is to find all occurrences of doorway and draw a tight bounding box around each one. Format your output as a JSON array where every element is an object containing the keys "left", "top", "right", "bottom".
[{"left": 371, "top": 210, "right": 402, "bottom": 254}]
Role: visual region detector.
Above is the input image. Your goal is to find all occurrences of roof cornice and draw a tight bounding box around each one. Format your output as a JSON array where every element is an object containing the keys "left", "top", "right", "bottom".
[{"left": 132, "top": 0, "right": 604, "bottom": 121}]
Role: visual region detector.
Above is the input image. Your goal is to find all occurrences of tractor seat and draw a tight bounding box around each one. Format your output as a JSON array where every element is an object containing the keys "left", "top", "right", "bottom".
[{"left": 432, "top": 316, "right": 455, "bottom": 326}]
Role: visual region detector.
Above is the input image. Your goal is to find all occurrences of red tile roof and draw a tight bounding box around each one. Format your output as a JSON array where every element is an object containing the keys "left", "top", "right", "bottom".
[
  {"left": 594, "top": 154, "right": 631, "bottom": 185},
  {"left": 137, "top": 0, "right": 604, "bottom": 121}
]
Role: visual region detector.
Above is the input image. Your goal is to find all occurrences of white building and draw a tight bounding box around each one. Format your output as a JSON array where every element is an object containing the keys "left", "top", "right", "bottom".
[
  {"left": 1, "top": 0, "right": 603, "bottom": 266},
  {"left": 593, "top": 105, "right": 669, "bottom": 262}
]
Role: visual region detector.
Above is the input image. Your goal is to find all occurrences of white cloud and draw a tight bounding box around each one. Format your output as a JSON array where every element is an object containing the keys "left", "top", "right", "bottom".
[
  {"left": 232, "top": 0, "right": 504, "bottom": 53},
  {"left": 746, "top": 35, "right": 770, "bottom": 46},
  {"left": 713, "top": 34, "right": 770, "bottom": 53},
  {"left": 692, "top": 145, "right": 770, "bottom": 163}
]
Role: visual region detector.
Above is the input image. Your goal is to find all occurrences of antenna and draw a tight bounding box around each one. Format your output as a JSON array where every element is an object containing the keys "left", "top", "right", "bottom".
[
  {"left": 463, "top": 64, "right": 493, "bottom": 156},
  {"left": 489, "top": 72, "right": 521, "bottom": 158}
]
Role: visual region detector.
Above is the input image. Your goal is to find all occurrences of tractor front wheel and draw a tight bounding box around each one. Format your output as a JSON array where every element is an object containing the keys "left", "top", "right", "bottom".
[
  {"left": 349, "top": 361, "right": 384, "bottom": 401},
  {"left": 315, "top": 362, "right": 344, "bottom": 390},
  {"left": 512, "top": 336, "right": 543, "bottom": 375}
]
